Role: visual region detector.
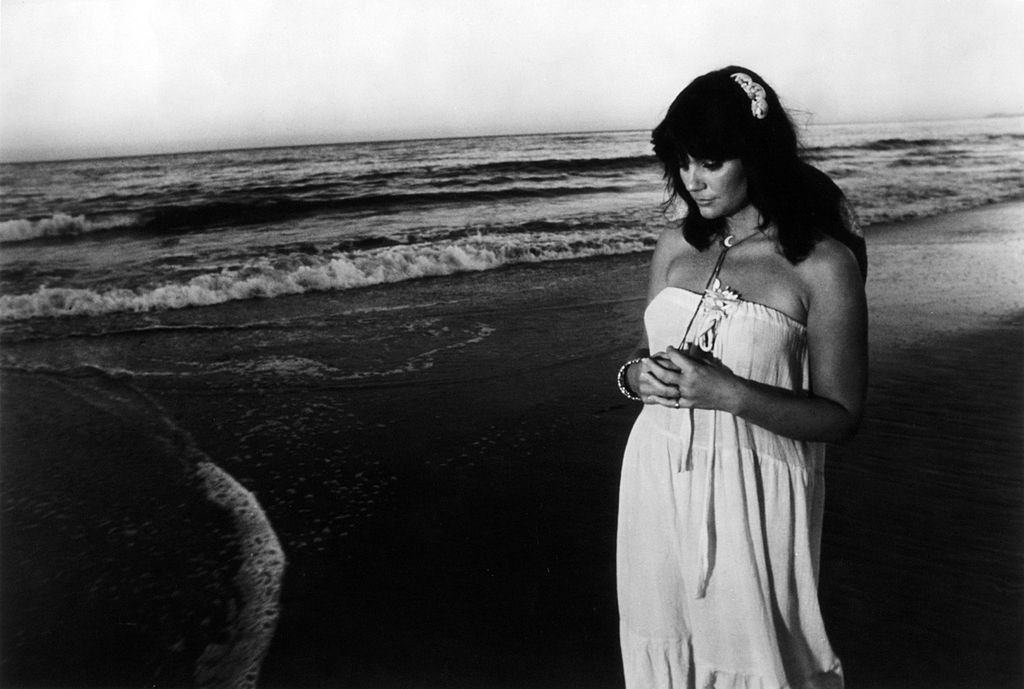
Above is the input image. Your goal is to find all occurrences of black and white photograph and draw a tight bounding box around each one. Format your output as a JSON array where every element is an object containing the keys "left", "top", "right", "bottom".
[{"left": 1, "top": 1, "right": 1022, "bottom": 687}]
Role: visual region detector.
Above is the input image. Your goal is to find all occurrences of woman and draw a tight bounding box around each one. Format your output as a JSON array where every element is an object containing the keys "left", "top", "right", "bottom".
[{"left": 615, "top": 66, "right": 866, "bottom": 688}]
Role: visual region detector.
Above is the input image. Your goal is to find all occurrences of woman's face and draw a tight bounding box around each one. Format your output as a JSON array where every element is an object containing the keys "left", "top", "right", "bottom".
[{"left": 679, "top": 156, "right": 749, "bottom": 220}]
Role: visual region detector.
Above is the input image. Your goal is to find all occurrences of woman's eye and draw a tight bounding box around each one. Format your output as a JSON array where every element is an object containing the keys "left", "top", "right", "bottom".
[{"left": 679, "top": 158, "right": 722, "bottom": 171}]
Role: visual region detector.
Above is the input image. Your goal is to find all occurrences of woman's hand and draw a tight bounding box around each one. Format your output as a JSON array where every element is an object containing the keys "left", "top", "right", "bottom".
[
  {"left": 627, "top": 352, "right": 679, "bottom": 407},
  {"left": 629, "top": 348, "right": 736, "bottom": 409},
  {"left": 658, "top": 346, "right": 741, "bottom": 411}
]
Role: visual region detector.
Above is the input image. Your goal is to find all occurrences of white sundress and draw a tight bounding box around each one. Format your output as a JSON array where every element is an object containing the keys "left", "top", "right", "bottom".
[{"left": 617, "top": 285, "right": 843, "bottom": 689}]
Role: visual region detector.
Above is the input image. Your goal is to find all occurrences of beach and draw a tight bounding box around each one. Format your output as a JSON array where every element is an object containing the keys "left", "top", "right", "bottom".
[{"left": 2, "top": 199, "right": 1021, "bottom": 688}]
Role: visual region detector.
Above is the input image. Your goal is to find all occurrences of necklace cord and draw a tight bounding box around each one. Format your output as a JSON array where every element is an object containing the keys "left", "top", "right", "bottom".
[{"left": 676, "top": 231, "right": 759, "bottom": 351}]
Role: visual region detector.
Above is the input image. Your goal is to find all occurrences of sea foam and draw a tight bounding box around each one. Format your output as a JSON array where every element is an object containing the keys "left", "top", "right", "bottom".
[
  {"left": 0, "top": 213, "right": 96, "bottom": 243},
  {"left": 0, "top": 230, "right": 657, "bottom": 321}
]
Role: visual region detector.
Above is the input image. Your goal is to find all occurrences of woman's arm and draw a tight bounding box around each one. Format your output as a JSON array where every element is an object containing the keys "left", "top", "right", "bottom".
[
  {"left": 623, "top": 228, "right": 690, "bottom": 399},
  {"left": 660, "top": 238, "right": 868, "bottom": 443}
]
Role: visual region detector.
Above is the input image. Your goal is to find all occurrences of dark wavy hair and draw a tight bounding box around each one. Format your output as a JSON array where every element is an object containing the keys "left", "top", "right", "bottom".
[{"left": 652, "top": 65, "right": 866, "bottom": 277}]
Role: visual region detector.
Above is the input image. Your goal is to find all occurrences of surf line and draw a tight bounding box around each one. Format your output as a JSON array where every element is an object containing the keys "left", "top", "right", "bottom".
[
  {"left": 7, "top": 363, "right": 286, "bottom": 689},
  {"left": 112, "top": 366, "right": 287, "bottom": 689},
  {"left": 191, "top": 461, "right": 285, "bottom": 689}
]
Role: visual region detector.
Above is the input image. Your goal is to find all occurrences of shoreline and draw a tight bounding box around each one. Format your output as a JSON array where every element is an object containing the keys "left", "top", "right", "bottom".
[
  {"left": 0, "top": 370, "right": 284, "bottom": 688},
  {"left": 1, "top": 200, "right": 1022, "bottom": 688},
  {"left": 2, "top": 195, "right": 1024, "bottom": 329}
]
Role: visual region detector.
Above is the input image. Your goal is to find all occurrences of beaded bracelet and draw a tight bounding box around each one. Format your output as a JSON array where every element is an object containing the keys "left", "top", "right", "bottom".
[{"left": 616, "top": 357, "right": 645, "bottom": 402}]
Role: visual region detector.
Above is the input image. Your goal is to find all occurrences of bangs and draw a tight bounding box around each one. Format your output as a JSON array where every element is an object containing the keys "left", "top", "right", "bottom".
[
  {"left": 673, "top": 92, "right": 748, "bottom": 162},
  {"left": 649, "top": 65, "right": 814, "bottom": 262}
]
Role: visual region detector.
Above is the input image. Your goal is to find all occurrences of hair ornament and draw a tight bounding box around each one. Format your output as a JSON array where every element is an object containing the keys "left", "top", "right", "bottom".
[{"left": 730, "top": 72, "right": 768, "bottom": 119}]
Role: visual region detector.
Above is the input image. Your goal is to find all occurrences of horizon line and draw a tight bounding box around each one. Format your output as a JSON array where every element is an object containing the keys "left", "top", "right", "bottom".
[{"left": 2, "top": 112, "right": 1020, "bottom": 165}]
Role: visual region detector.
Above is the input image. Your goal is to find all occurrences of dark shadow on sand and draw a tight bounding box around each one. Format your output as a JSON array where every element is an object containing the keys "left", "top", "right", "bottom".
[{"left": 822, "top": 317, "right": 1024, "bottom": 689}]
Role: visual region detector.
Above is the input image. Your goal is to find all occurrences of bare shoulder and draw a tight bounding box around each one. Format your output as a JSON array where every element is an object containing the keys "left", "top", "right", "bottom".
[
  {"left": 651, "top": 226, "right": 692, "bottom": 272},
  {"left": 647, "top": 226, "right": 695, "bottom": 300},
  {"left": 795, "top": 235, "right": 863, "bottom": 298},
  {"left": 654, "top": 225, "right": 689, "bottom": 255}
]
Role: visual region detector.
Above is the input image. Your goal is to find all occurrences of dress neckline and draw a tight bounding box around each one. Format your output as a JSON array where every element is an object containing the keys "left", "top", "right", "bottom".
[{"left": 659, "top": 285, "right": 807, "bottom": 330}]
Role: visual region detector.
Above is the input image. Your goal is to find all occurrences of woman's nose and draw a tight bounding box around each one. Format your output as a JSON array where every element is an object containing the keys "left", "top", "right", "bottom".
[{"left": 682, "top": 167, "right": 704, "bottom": 191}]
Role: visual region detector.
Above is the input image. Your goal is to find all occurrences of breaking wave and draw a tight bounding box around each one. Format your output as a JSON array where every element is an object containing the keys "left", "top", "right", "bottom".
[
  {"left": 0, "top": 182, "right": 631, "bottom": 244},
  {"left": 0, "top": 212, "right": 141, "bottom": 244},
  {"left": 0, "top": 230, "right": 657, "bottom": 321},
  {"left": 0, "top": 213, "right": 97, "bottom": 243}
]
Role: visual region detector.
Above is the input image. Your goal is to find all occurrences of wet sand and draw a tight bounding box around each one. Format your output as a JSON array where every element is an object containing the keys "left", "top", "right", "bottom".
[
  {"left": 0, "top": 371, "right": 284, "bottom": 688},
  {"left": 821, "top": 202, "right": 1024, "bottom": 687},
  {"left": 2, "top": 200, "right": 1022, "bottom": 688}
]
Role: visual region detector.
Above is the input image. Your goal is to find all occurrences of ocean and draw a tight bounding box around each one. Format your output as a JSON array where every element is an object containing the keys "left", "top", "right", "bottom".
[
  {"left": 1, "top": 117, "right": 1023, "bottom": 686},
  {"left": 1, "top": 117, "right": 1022, "bottom": 329}
]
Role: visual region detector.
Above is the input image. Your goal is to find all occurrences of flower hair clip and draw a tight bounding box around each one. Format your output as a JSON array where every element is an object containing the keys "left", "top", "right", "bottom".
[{"left": 730, "top": 72, "right": 768, "bottom": 119}]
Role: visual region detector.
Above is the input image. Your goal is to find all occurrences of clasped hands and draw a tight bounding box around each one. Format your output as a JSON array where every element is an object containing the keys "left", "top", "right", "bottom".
[{"left": 634, "top": 346, "right": 738, "bottom": 410}]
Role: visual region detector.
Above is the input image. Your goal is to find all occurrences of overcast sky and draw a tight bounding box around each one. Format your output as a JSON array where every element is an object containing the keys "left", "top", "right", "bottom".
[{"left": 1, "top": 0, "right": 1022, "bottom": 161}]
